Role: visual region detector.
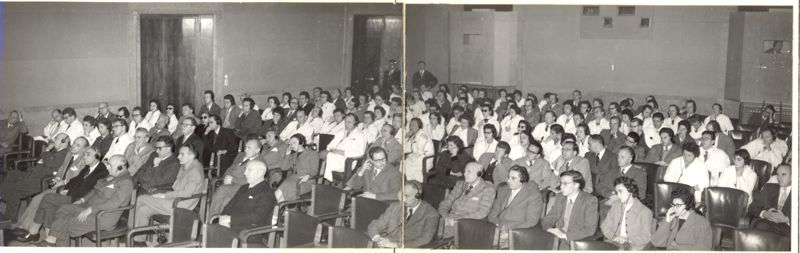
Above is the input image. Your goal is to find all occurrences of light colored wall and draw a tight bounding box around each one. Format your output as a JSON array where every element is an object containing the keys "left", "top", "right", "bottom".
[{"left": 1, "top": 2, "right": 400, "bottom": 132}]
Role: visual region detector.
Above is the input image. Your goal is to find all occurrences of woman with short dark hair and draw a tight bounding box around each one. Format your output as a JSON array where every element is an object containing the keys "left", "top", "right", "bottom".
[
  {"left": 600, "top": 177, "right": 653, "bottom": 250},
  {"left": 651, "top": 187, "right": 712, "bottom": 250}
]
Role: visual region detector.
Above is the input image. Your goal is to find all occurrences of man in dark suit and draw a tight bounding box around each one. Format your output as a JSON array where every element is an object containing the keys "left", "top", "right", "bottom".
[
  {"left": 368, "top": 181, "right": 439, "bottom": 248},
  {"left": 748, "top": 164, "right": 791, "bottom": 236},
  {"left": 133, "top": 135, "right": 181, "bottom": 194},
  {"left": 236, "top": 98, "right": 262, "bottom": 139},
  {"left": 345, "top": 147, "right": 401, "bottom": 201},
  {"left": 261, "top": 128, "right": 287, "bottom": 187},
  {"left": 644, "top": 128, "right": 682, "bottom": 166},
  {"left": 411, "top": 61, "right": 438, "bottom": 90},
  {"left": 599, "top": 116, "right": 626, "bottom": 153},
  {"left": 209, "top": 140, "right": 266, "bottom": 216},
  {"left": 297, "top": 92, "right": 315, "bottom": 116},
  {"left": 198, "top": 90, "right": 222, "bottom": 117},
  {"left": 0, "top": 133, "right": 71, "bottom": 219},
  {"left": 478, "top": 142, "right": 514, "bottom": 185},
  {"left": 382, "top": 59, "right": 401, "bottom": 90},
  {"left": 203, "top": 115, "right": 238, "bottom": 169},
  {"left": 563, "top": 90, "right": 585, "bottom": 114},
  {"left": 0, "top": 110, "right": 29, "bottom": 156},
  {"left": 32, "top": 147, "right": 109, "bottom": 240},
  {"left": 541, "top": 170, "right": 598, "bottom": 249},
  {"left": 332, "top": 88, "right": 347, "bottom": 111},
  {"left": 176, "top": 117, "right": 205, "bottom": 164},
  {"left": 613, "top": 146, "right": 647, "bottom": 199},
  {"left": 96, "top": 102, "right": 118, "bottom": 123},
  {"left": 219, "top": 160, "right": 276, "bottom": 237},
  {"left": 585, "top": 135, "right": 619, "bottom": 199}
]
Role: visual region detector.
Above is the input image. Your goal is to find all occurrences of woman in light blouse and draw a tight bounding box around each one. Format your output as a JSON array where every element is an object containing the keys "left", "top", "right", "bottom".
[
  {"left": 600, "top": 177, "right": 653, "bottom": 250},
  {"left": 716, "top": 149, "right": 758, "bottom": 204}
]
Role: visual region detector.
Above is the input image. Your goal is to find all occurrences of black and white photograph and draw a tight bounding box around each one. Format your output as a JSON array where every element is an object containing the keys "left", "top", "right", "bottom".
[{"left": 0, "top": 0, "right": 797, "bottom": 252}]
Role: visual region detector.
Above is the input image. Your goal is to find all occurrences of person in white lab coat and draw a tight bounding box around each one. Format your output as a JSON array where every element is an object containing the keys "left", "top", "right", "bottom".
[
  {"left": 404, "top": 118, "right": 434, "bottom": 182},
  {"left": 322, "top": 113, "right": 367, "bottom": 182}
]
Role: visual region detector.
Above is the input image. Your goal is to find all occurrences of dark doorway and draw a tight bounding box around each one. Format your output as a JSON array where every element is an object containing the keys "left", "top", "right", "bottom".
[
  {"left": 140, "top": 14, "right": 214, "bottom": 111},
  {"left": 350, "top": 15, "right": 402, "bottom": 94}
]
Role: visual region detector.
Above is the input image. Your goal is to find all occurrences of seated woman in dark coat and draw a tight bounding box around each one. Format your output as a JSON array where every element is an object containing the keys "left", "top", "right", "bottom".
[{"left": 427, "top": 136, "right": 474, "bottom": 188}]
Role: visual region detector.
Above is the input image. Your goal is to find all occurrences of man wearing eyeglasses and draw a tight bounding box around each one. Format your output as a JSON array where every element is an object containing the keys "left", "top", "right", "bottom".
[
  {"left": 105, "top": 119, "right": 133, "bottom": 160},
  {"left": 176, "top": 117, "right": 205, "bottom": 164},
  {"left": 96, "top": 102, "right": 117, "bottom": 122},
  {"left": 541, "top": 170, "right": 598, "bottom": 249},
  {"left": 344, "top": 147, "right": 401, "bottom": 201},
  {"left": 513, "top": 140, "right": 558, "bottom": 191},
  {"left": 123, "top": 128, "right": 155, "bottom": 175},
  {"left": 133, "top": 135, "right": 180, "bottom": 195}
]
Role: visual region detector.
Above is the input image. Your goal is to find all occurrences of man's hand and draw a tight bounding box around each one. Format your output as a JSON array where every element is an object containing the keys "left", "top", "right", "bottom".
[
  {"left": 73, "top": 198, "right": 86, "bottom": 205},
  {"left": 360, "top": 192, "right": 377, "bottom": 199},
  {"left": 224, "top": 175, "right": 233, "bottom": 185},
  {"left": 77, "top": 207, "right": 93, "bottom": 222},
  {"left": 613, "top": 236, "right": 627, "bottom": 244},
  {"left": 153, "top": 193, "right": 166, "bottom": 199},
  {"left": 547, "top": 228, "right": 567, "bottom": 239},
  {"left": 449, "top": 171, "right": 463, "bottom": 177},
  {"left": 217, "top": 150, "right": 227, "bottom": 155},
  {"left": 377, "top": 239, "right": 398, "bottom": 248},
  {"left": 219, "top": 215, "right": 232, "bottom": 228},
  {"left": 59, "top": 189, "right": 69, "bottom": 195},
  {"left": 299, "top": 175, "right": 311, "bottom": 183},
  {"left": 655, "top": 161, "right": 668, "bottom": 166}
]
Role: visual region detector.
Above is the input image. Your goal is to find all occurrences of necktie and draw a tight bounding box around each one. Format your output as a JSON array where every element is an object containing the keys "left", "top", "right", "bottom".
[
  {"left": 114, "top": 137, "right": 119, "bottom": 144},
  {"left": 239, "top": 158, "right": 250, "bottom": 167},
  {"left": 545, "top": 125, "right": 550, "bottom": 132},
  {"left": 563, "top": 198, "right": 574, "bottom": 231},
  {"left": 209, "top": 131, "right": 217, "bottom": 147},
  {"left": 704, "top": 151, "right": 709, "bottom": 162},
  {"left": 486, "top": 161, "right": 498, "bottom": 180},
  {"left": 464, "top": 184, "right": 474, "bottom": 196},
  {"left": 778, "top": 187, "right": 788, "bottom": 210},
  {"left": 66, "top": 123, "right": 71, "bottom": 130},
  {"left": 61, "top": 156, "right": 77, "bottom": 179},
  {"left": 224, "top": 108, "right": 232, "bottom": 127},
  {"left": 507, "top": 192, "right": 515, "bottom": 207},
  {"left": 406, "top": 208, "right": 413, "bottom": 221}
]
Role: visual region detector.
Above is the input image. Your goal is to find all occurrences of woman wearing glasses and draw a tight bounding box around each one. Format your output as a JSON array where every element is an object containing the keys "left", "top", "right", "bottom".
[{"left": 651, "top": 187, "right": 712, "bottom": 250}]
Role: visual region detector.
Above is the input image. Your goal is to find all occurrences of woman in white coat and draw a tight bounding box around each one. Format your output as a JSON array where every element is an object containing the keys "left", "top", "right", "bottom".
[{"left": 404, "top": 118, "right": 434, "bottom": 182}]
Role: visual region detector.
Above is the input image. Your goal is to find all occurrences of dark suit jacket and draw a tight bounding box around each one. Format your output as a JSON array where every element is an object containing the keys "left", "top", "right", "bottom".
[
  {"left": 261, "top": 140, "right": 288, "bottom": 170},
  {"left": 430, "top": 151, "right": 472, "bottom": 187},
  {"left": 236, "top": 110, "right": 262, "bottom": 139},
  {"left": 92, "top": 134, "right": 115, "bottom": 158},
  {"left": 177, "top": 133, "right": 205, "bottom": 163},
  {"left": 617, "top": 164, "right": 648, "bottom": 199},
  {"left": 221, "top": 181, "right": 277, "bottom": 233},
  {"left": 96, "top": 113, "right": 118, "bottom": 123},
  {"left": 599, "top": 129, "right": 627, "bottom": 154},
  {"left": 263, "top": 117, "right": 289, "bottom": 135},
  {"left": 346, "top": 164, "right": 402, "bottom": 201},
  {"left": 488, "top": 182, "right": 544, "bottom": 230},
  {"left": 382, "top": 69, "right": 401, "bottom": 88},
  {"left": 644, "top": 143, "right": 682, "bottom": 164},
  {"left": 199, "top": 102, "right": 222, "bottom": 117},
  {"left": 586, "top": 150, "right": 620, "bottom": 198},
  {"left": 478, "top": 153, "right": 514, "bottom": 185},
  {"left": 367, "top": 200, "right": 440, "bottom": 248},
  {"left": 133, "top": 153, "right": 181, "bottom": 192},
  {"left": 203, "top": 127, "right": 238, "bottom": 168},
  {"left": 332, "top": 98, "right": 347, "bottom": 112},
  {"left": 652, "top": 212, "right": 712, "bottom": 250},
  {"left": 540, "top": 191, "right": 598, "bottom": 241},
  {"left": 1, "top": 120, "right": 28, "bottom": 145},
  {"left": 411, "top": 70, "right": 438, "bottom": 88},
  {"left": 369, "top": 136, "right": 402, "bottom": 167},
  {"left": 748, "top": 183, "right": 791, "bottom": 220},
  {"left": 298, "top": 103, "right": 315, "bottom": 116},
  {"left": 65, "top": 163, "right": 110, "bottom": 202},
  {"left": 81, "top": 171, "right": 134, "bottom": 228}
]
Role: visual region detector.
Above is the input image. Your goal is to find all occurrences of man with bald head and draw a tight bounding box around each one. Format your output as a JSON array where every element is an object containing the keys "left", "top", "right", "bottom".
[
  {"left": 1, "top": 133, "right": 72, "bottom": 219},
  {"left": 97, "top": 102, "right": 117, "bottom": 122},
  {"left": 11, "top": 135, "right": 90, "bottom": 241},
  {"left": 749, "top": 164, "right": 791, "bottom": 236},
  {"left": 124, "top": 128, "right": 155, "bottom": 175},
  {"left": 219, "top": 160, "right": 277, "bottom": 243},
  {"left": 208, "top": 139, "right": 266, "bottom": 216},
  {"left": 438, "top": 161, "right": 497, "bottom": 237},
  {"left": 148, "top": 113, "right": 171, "bottom": 142}
]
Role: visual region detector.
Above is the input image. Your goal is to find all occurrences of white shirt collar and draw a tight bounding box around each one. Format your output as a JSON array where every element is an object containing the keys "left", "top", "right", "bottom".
[{"left": 621, "top": 164, "right": 632, "bottom": 174}]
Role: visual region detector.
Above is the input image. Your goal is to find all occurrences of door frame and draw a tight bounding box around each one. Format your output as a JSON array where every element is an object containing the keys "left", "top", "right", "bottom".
[{"left": 129, "top": 4, "right": 222, "bottom": 110}]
